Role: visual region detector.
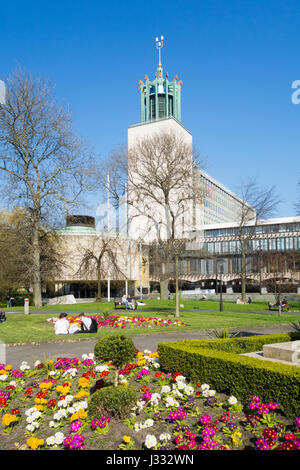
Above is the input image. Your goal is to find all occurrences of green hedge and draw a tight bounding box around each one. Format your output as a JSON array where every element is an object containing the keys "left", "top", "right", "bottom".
[{"left": 158, "top": 333, "right": 300, "bottom": 418}]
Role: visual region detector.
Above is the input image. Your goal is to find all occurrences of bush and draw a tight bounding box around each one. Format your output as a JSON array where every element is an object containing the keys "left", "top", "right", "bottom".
[
  {"left": 158, "top": 332, "right": 300, "bottom": 418},
  {"left": 94, "top": 335, "right": 136, "bottom": 369},
  {"left": 88, "top": 385, "right": 137, "bottom": 418}
]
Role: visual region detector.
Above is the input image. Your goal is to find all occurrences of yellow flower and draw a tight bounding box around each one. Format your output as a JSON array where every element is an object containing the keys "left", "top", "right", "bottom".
[
  {"left": 27, "top": 437, "right": 44, "bottom": 450},
  {"left": 34, "top": 398, "right": 47, "bottom": 405},
  {"left": 123, "top": 436, "right": 131, "bottom": 443},
  {"left": 78, "top": 377, "right": 89, "bottom": 388},
  {"left": 70, "top": 408, "right": 87, "bottom": 422},
  {"left": 74, "top": 390, "right": 89, "bottom": 399},
  {"left": 78, "top": 409, "right": 87, "bottom": 419},
  {"left": 5, "top": 365, "right": 12, "bottom": 371},
  {"left": 34, "top": 405, "right": 44, "bottom": 411},
  {"left": 39, "top": 382, "right": 53, "bottom": 390},
  {"left": 2, "top": 413, "right": 17, "bottom": 426}
]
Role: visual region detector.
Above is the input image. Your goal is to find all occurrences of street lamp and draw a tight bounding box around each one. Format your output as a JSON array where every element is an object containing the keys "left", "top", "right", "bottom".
[{"left": 216, "top": 259, "right": 224, "bottom": 312}]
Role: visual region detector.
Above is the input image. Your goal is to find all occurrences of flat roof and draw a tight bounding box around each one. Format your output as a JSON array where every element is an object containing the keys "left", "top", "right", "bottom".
[{"left": 194, "top": 216, "right": 300, "bottom": 231}]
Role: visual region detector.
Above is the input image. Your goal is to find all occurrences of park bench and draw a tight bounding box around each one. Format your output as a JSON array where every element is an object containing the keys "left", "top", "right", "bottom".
[
  {"left": 268, "top": 302, "right": 289, "bottom": 312},
  {"left": 114, "top": 298, "right": 137, "bottom": 311}
]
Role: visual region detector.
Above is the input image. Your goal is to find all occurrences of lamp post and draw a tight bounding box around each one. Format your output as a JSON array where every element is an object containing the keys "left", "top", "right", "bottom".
[{"left": 216, "top": 259, "right": 224, "bottom": 312}]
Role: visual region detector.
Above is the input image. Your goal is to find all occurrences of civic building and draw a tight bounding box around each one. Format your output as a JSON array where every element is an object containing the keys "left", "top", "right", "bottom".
[{"left": 49, "top": 40, "right": 300, "bottom": 300}]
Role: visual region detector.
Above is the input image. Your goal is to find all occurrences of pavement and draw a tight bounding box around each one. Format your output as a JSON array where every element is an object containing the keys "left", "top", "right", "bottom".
[{"left": 1, "top": 322, "right": 296, "bottom": 368}]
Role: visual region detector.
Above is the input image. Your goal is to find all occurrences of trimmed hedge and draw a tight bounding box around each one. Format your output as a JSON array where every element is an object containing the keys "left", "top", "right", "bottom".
[{"left": 158, "top": 332, "right": 300, "bottom": 418}]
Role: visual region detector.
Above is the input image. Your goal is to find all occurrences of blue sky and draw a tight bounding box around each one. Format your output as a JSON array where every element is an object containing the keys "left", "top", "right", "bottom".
[{"left": 1, "top": 0, "right": 299, "bottom": 219}]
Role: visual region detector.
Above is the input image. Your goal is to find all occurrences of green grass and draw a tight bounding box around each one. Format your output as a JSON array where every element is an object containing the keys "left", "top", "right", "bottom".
[
  {"left": 3, "top": 298, "right": 300, "bottom": 313},
  {"left": 1, "top": 308, "right": 300, "bottom": 345}
]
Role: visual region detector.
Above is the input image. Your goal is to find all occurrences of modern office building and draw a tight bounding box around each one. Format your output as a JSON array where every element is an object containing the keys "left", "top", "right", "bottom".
[{"left": 149, "top": 216, "right": 300, "bottom": 294}]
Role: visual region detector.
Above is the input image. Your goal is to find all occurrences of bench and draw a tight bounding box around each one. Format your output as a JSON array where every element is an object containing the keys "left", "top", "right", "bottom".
[
  {"left": 114, "top": 298, "right": 137, "bottom": 311},
  {"left": 268, "top": 302, "right": 289, "bottom": 312}
]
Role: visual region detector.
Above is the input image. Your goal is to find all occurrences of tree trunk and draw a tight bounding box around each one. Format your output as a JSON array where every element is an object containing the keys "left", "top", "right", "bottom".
[
  {"left": 160, "top": 278, "right": 169, "bottom": 300},
  {"left": 175, "top": 255, "right": 180, "bottom": 318},
  {"left": 32, "top": 222, "right": 42, "bottom": 309},
  {"left": 241, "top": 243, "right": 246, "bottom": 303},
  {"left": 96, "top": 265, "right": 102, "bottom": 301}
]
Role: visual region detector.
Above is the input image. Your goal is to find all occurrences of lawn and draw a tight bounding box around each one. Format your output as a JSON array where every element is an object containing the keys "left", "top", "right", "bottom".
[
  {"left": 1, "top": 309, "right": 300, "bottom": 345},
  {"left": 3, "top": 298, "right": 300, "bottom": 314}
]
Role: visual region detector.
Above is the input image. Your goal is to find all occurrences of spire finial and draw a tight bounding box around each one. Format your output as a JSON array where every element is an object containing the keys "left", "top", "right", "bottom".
[{"left": 155, "top": 35, "right": 164, "bottom": 67}]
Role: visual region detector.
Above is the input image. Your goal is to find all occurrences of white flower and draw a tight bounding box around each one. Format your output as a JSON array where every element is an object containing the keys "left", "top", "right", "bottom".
[
  {"left": 65, "top": 395, "right": 74, "bottom": 403},
  {"left": 66, "top": 407, "right": 75, "bottom": 415},
  {"left": 144, "top": 349, "right": 152, "bottom": 355},
  {"left": 153, "top": 363, "right": 160, "bottom": 369},
  {"left": 26, "top": 424, "right": 35, "bottom": 432},
  {"left": 184, "top": 386, "right": 194, "bottom": 396},
  {"left": 0, "top": 375, "right": 8, "bottom": 381},
  {"left": 49, "top": 421, "right": 55, "bottom": 428},
  {"left": 150, "top": 393, "right": 161, "bottom": 405},
  {"left": 159, "top": 433, "right": 171, "bottom": 442},
  {"left": 228, "top": 396, "right": 238, "bottom": 405},
  {"left": 200, "top": 384, "right": 210, "bottom": 392},
  {"left": 46, "top": 436, "right": 56, "bottom": 446},
  {"left": 165, "top": 396, "right": 179, "bottom": 408},
  {"left": 144, "top": 434, "right": 157, "bottom": 449},
  {"left": 208, "top": 389, "right": 216, "bottom": 397},
  {"left": 34, "top": 360, "right": 41, "bottom": 367},
  {"left": 144, "top": 418, "right": 154, "bottom": 428},
  {"left": 58, "top": 400, "right": 67, "bottom": 408},
  {"left": 9, "top": 380, "right": 17, "bottom": 387},
  {"left": 175, "top": 375, "right": 186, "bottom": 384},
  {"left": 54, "top": 432, "right": 65, "bottom": 445},
  {"left": 95, "top": 365, "right": 109, "bottom": 373},
  {"left": 20, "top": 362, "right": 31, "bottom": 371},
  {"left": 32, "top": 421, "right": 39, "bottom": 429},
  {"left": 161, "top": 385, "right": 171, "bottom": 394}
]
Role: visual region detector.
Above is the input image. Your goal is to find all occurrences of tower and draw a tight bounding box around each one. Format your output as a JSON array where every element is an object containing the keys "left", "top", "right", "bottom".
[
  {"left": 128, "top": 37, "right": 193, "bottom": 243},
  {"left": 139, "top": 36, "right": 183, "bottom": 123}
]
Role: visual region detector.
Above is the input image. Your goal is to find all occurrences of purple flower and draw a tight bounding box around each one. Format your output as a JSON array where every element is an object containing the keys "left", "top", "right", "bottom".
[
  {"left": 199, "top": 414, "right": 212, "bottom": 426},
  {"left": 255, "top": 438, "right": 271, "bottom": 451},
  {"left": 169, "top": 408, "right": 187, "bottom": 421}
]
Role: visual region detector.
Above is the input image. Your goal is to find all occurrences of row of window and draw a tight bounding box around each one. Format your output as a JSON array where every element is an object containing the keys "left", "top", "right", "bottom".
[
  {"left": 201, "top": 236, "right": 300, "bottom": 255},
  {"left": 205, "top": 223, "right": 300, "bottom": 238}
]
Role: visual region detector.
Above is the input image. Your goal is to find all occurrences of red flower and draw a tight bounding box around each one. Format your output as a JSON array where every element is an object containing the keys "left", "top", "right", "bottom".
[
  {"left": 11, "top": 408, "right": 20, "bottom": 415},
  {"left": 47, "top": 399, "right": 57, "bottom": 408}
]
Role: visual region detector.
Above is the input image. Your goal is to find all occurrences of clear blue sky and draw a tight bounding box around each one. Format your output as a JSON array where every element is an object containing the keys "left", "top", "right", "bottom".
[{"left": 1, "top": 0, "right": 299, "bottom": 219}]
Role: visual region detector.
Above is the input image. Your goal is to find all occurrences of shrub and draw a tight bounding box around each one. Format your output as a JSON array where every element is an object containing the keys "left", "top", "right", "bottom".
[
  {"left": 88, "top": 385, "right": 137, "bottom": 418},
  {"left": 158, "top": 332, "right": 300, "bottom": 418},
  {"left": 94, "top": 335, "right": 136, "bottom": 368},
  {"left": 94, "top": 335, "right": 136, "bottom": 386}
]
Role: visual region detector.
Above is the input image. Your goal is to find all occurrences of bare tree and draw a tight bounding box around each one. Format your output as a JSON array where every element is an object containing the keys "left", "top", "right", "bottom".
[
  {"left": 76, "top": 235, "right": 127, "bottom": 301},
  {"left": 0, "top": 207, "right": 66, "bottom": 300},
  {"left": 100, "top": 130, "right": 206, "bottom": 306},
  {"left": 0, "top": 69, "right": 95, "bottom": 307},
  {"left": 235, "top": 178, "right": 280, "bottom": 302}
]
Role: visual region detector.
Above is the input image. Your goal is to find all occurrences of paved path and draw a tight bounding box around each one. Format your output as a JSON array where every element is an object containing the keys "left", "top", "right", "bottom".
[{"left": 2, "top": 323, "right": 295, "bottom": 368}]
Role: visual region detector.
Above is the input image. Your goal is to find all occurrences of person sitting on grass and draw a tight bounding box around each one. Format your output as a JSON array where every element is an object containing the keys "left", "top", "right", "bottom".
[
  {"left": 0, "top": 309, "right": 6, "bottom": 323},
  {"left": 79, "top": 313, "right": 98, "bottom": 333},
  {"left": 54, "top": 313, "right": 71, "bottom": 335}
]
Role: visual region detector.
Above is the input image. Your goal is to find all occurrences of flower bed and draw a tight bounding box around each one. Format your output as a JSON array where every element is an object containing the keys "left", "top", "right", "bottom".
[
  {"left": 0, "top": 350, "right": 299, "bottom": 451},
  {"left": 47, "top": 314, "right": 184, "bottom": 330}
]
